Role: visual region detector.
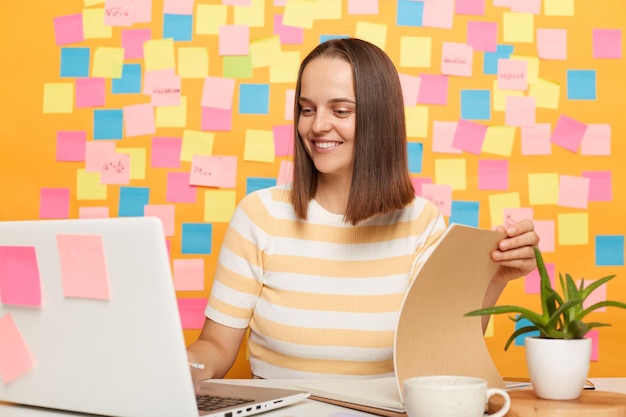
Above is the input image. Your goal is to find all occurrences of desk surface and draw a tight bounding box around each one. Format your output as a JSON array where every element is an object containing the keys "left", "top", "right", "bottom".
[{"left": 1, "top": 378, "right": 625, "bottom": 417}]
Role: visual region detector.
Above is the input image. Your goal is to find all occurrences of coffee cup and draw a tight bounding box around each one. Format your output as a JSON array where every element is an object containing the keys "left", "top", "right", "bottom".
[{"left": 403, "top": 375, "right": 511, "bottom": 417}]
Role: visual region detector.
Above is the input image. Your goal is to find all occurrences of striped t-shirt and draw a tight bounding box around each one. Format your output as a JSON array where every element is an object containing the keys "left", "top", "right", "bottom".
[{"left": 205, "top": 184, "right": 446, "bottom": 379}]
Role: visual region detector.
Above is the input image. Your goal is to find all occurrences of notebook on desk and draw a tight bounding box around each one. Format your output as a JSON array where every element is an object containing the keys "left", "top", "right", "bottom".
[
  {"left": 0, "top": 217, "right": 308, "bottom": 417},
  {"left": 298, "top": 224, "right": 506, "bottom": 416}
]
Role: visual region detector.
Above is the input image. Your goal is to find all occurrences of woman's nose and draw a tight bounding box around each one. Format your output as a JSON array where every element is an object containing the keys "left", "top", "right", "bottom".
[{"left": 312, "top": 109, "right": 332, "bottom": 133}]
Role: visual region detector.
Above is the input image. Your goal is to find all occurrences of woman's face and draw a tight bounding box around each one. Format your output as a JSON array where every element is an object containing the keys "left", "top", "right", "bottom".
[{"left": 297, "top": 57, "right": 356, "bottom": 180}]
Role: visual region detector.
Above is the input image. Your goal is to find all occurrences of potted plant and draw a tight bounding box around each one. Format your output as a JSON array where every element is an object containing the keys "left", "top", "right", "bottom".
[{"left": 465, "top": 246, "right": 626, "bottom": 400}]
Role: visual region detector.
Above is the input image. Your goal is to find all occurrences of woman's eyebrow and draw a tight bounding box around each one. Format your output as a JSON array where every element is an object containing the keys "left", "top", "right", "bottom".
[{"left": 298, "top": 97, "right": 356, "bottom": 104}]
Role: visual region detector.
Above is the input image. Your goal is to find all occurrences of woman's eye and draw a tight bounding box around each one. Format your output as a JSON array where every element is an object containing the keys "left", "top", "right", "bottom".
[
  {"left": 334, "top": 109, "right": 352, "bottom": 117},
  {"left": 300, "top": 108, "right": 314, "bottom": 116}
]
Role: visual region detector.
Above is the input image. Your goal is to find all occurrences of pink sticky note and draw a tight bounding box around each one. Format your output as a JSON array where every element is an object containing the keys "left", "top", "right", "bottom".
[
  {"left": 122, "top": 29, "right": 151, "bottom": 59},
  {"left": 178, "top": 298, "right": 208, "bottom": 329},
  {"left": 510, "top": 0, "right": 541, "bottom": 14},
  {"left": 40, "top": 188, "right": 70, "bottom": 219},
  {"left": 224, "top": 0, "right": 251, "bottom": 4},
  {"left": 190, "top": 156, "right": 237, "bottom": 188},
  {"left": 150, "top": 74, "right": 181, "bottom": 107},
  {"left": 399, "top": 73, "right": 420, "bottom": 107},
  {"left": 521, "top": 123, "right": 552, "bottom": 155},
  {"left": 57, "top": 234, "right": 110, "bottom": 300},
  {"left": 130, "top": 0, "right": 153, "bottom": 23},
  {"left": 478, "top": 159, "right": 508, "bottom": 190},
  {"left": 525, "top": 263, "right": 555, "bottom": 294},
  {"left": 348, "top": 0, "right": 378, "bottom": 14},
  {"left": 173, "top": 259, "right": 205, "bottom": 291},
  {"left": 432, "top": 121, "right": 461, "bottom": 154},
  {"left": 593, "top": 29, "right": 622, "bottom": 59},
  {"left": 100, "top": 153, "right": 130, "bottom": 185},
  {"left": 144, "top": 205, "right": 176, "bottom": 236},
  {"left": 0, "top": 314, "right": 35, "bottom": 383},
  {"left": 166, "top": 172, "right": 197, "bottom": 203},
  {"left": 588, "top": 330, "right": 599, "bottom": 362},
  {"left": 503, "top": 208, "right": 534, "bottom": 229},
  {"left": 54, "top": 13, "right": 84, "bottom": 46},
  {"left": 534, "top": 220, "right": 555, "bottom": 253},
  {"left": 202, "top": 76, "right": 236, "bottom": 110},
  {"left": 497, "top": 59, "right": 528, "bottom": 90},
  {"left": 441, "top": 42, "right": 473, "bottom": 77},
  {"left": 420, "top": 183, "right": 452, "bottom": 216},
  {"left": 0, "top": 246, "right": 41, "bottom": 307},
  {"left": 143, "top": 69, "right": 176, "bottom": 95},
  {"left": 104, "top": 0, "right": 135, "bottom": 26},
  {"left": 452, "top": 119, "right": 487, "bottom": 155},
  {"left": 56, "top": 131, "right": 86, "bottom": 162},
  {"left": 124, "top": 103, "right": 156, "bottom": 137},
  {"left": 79, "top": 207, "right": 110, "bottom": 219},
  {"left": 418, "top": 74, "right": 448, "bottom": 105},
  {"left": 558, "top": 175, "right": 589, "bottom": 209},
  {"left": 151, "top": 137, "right": 182, "bottom": 168},
  {"left": 76, "top": 78, "right": 106, "bottom": 108},
  {"left": 85, "top": 141, "right": 117, "bottom": 172},
  {"left": 163, "top": 0, "right": 194, "bottom": 14},
  {"left": 580, "top": 124, "right": 611, "bottom": 156},
  {"left": 423, "top": 0, "right": 454, "bottom": 29},
  {"left": 551, "top": 115, "right": 587, "bottom": 153},
  {"left": 536, "top": 28, "right": 567, "bottom": 60},
  {"left": 273, "top": 14, "right": 304, "bottom": 44},
  {"left": 582, "top": 171, "right": 612, "bottom": 202},
  {"left": 467, "top": 21, "right": 497, "bottom": 52},
  {"left": 505, "top": 96, "right": 536, "bottom": 127},
  {"left": 411, "top": 177, "right": 433, "bottom": 196},
  {"left": 456, "top": 0, "right": 485, "bottom": 15},
  {"left": 277, "top": 160, "right": 294, "bottom": 185},
  {"left": 285, "top": 89, "right": 295, "bottom": 121},
  {"left": 201, "top": 107, "right": 231, "bottom": 131},
  {"left": 219, "top": 25, "right": 250, "bottom": 56},
  {"left": 273, "top": 125, "right": 294, "bottom": 156},
  {"left": 580, "top": 280, "right": 607, "bottom": 312}
]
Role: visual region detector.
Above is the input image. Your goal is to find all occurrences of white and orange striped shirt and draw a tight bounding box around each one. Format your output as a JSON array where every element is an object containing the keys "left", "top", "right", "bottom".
[{"left": 205, "top": 184, "right": 446, "bottom": 379}]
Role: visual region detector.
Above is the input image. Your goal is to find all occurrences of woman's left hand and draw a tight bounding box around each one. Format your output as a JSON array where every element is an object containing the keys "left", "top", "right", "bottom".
[{"left": 491, "top": 219, "right": 540, "bottom": 284}]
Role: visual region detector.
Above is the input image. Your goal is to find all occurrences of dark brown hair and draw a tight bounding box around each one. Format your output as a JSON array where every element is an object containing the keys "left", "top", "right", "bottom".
[{"left": 291, "top": 38, "right": 415, "bottom": 225}]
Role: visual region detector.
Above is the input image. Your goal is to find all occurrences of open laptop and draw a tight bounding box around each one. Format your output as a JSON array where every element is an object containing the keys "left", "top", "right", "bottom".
[
  {"left": 298, "top": 224, "right": 507, "bottom": 416},
  {"left": 0, "top": 217, "right": 309, "bottom": 417}
]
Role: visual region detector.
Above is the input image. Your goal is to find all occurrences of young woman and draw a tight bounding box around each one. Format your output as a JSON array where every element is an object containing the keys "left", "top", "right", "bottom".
[{"left": 187, "top": 38, "right": 539, "bottom": 380}]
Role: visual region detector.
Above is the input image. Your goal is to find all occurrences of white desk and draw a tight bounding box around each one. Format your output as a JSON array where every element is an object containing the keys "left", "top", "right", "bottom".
[{"left": 0, "top": 378, "right": 625, "bottom": 417}]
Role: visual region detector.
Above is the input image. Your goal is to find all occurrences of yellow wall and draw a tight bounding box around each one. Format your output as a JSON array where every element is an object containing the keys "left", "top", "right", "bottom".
[{"left": 1, "top": 1, "right": 625, "bottom": 379}]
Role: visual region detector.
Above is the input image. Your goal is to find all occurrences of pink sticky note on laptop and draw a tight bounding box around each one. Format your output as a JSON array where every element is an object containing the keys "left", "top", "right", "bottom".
[
  {"left": 57, "top": 234, "right": 111, "bottom": 300},
  {"left": 0, "top": 246, "right": 42, "bottom": 307},
  {"left": 0, "top": 313, "right": 36, "bottom": 383}
]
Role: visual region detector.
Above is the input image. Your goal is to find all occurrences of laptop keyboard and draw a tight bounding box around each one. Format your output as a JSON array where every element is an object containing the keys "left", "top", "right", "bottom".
[{"left": 196, "top": 394, "right": 255, "bottom": 412}]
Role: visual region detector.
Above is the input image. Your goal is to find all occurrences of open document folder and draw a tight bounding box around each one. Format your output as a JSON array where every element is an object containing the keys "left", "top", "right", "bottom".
[{"left": 299, "top": 224, "right": 507, "bottom": 416}]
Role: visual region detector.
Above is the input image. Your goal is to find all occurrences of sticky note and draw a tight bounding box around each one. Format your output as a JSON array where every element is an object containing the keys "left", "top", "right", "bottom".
[
  {"left": 434, "top": 159, "right": 466, "bottom": 191},
  {"left": 449, "top": 201, "right": 480, "bottom": 228},
  {"left": 558, "top": 175, "right": 589, "bottom": 209},
  {"left": 456, "top": 0, "right": 485, "bottom": 15},
  {"left": 521, "top": 123, "right": 552, "bottom": 155},
  {"left": 76, "top": 169, "right": 108, "bottom": 201},
  {"left": 273, "top": 125, "right": 294, "bottom": 156},
  {"left": 452, "top": 119, "right": 487, "bottom": 154},
  {"left": 400, "top": 36, "right": 431, "bottom": 68},
  {"left": 270, "top": 50, "right": 300, "bottom": 83},
  {"left": 505, "top": 95, "right": 536, "bottom": 127},
  {"left": 167, "top": 172, "right": 197, "bottom": 203},
  {"left": 246, "top": 177, "right": 277, "bottom": 195},
  {"left": 57, "top": 131, "right": 86, "bottom": 162},
  {"left": 40, "top": 188, "right": 70, "bottom": 219},
  {"left": 417, "top": 74, "right": 448, "bottom": 105},
  {"left": 244, "top": 130, "right": 275, "bottom": 162},
  {"left": 593, "top": 29, "right": 622, "bottom": 59},
  {"left": 234, "top": 0, "right": 266, "bottom": 27},
  {"left": 503, "top": 12, "right": 534, "bottom": 43},
  {"left": 123, "top": 103, "right": 156, "bottom": 137},
  {"left": 484, "top": 44, "right": 514, "bottom": 75},
  {"left": 163, "top": 14, "right": 193, "bottom": 41},
  {"left": 536, "top": 28, "right": 567, "bottom": 60},
  {"left": 441, "top": 42, "right": 473, "bottom": 77},
  {"left": 589, "top": 330, "right": 599, "bottom": 362},
  {"left": 348, "top": 0, "right": 378, "bottom": 15},
  {"left": 397, "top": 0, "right": 424, "bottom": 27},
  {"left": 85, "top": 141, "right": 116, "bottom": 173},
  {"left": 432, "top": 121, "right": 461, "bottom": 154},
  {"left": 277, "top": 160, "right": 294, "bottom": 185},
  {"left": 181, "top": 130, "right": 214, "bottom": 162},
  {"left": 203, "top": 190, "right": 237, "bottom": 223},
  {"left": 510, "top": 0, "right": 540, "bottom": 14},
  {"left": 421, "top": 183, "right": 452, "bottom": 216},
  {"left": 103, "top": 0, "right": 135, "bottom": 26},
  {"left": 544, "top": 0, "right": 574, "bottom": 16},
  {"left": 219, "top": 25, "right": 250, "bottom": 55},
  {"left": 202, "top": 107, "right": 232, "bottom": 131},
  {"left": 202, "top": 76, "right": 236, "bottom": 110},
  {"left": 43, "top": 83, "right": 74, "bottom": 114},
  {"left": 510, "top": 55, "right": 539, "bottom": 84},
  {"left": 94, "top": 109, "right": 123, "bottom": 140},
  {"left": 178, "top": 298, "right": 208, "bottom": 329},
  {"left": 60, "top": 47, "right": 90, "bottom": 77},
  {"left": 581, "top": 280, "right": 607, "bottom": 313},
  {"left": 551, "top": 115, "right": 587, "bottom": 153},
  {"left": 492, "top": 80, "right": 523, "bottom": 112},
  {"left": 78, "top": 207, "right": 110, "bottom": 218},
  {"left": 557, "top": 213, "right": 588, "bottom": 246},
  {"left": 467, "top": 21, "right": 497, "bottom": 52},
  {"left": 57, "top": 234, "right": 110, "bottom": 300},
  {"left": 239, "top": 84, "right": 270, "bottom": 114},
  {"left": 487, "top": 192, "right": 520, "bottom": 229},
  {"left": 460, "top": 90, "right": 490, "bottom": 121},
  {"left": 147, "top": 71, "right": 181, "bottom": 107},
  {"left": 582, "top": 171, "right": 612, "bottom": 202},
  {"left": 144, "top": 205, "right": 176, "bottom": 237},
  {"left": 223, "top": 55, "right": 253, "bottom": 79},
  {"left": 99, "top": 153, "right": 130, "bottom": 184},
  {"left": 497, "top": 59, "right": 527, "bottom": 91},
  {"left": 399, "top": 73, "right": 420, "bottom": 106},
  {"left": 354, "top": 22, "right": 387, "bottom": 51},
  {"left": 595, "top": 235, "right": 625, "bottom": 266},
  {"left": 405, "top": 106, "right": 429, "bottom": 138},
  {"left": 112, "top": 64, "right": 142, "bottom": 94},
  {"left": 173, "top": 259, "right": 205, "bottom": 291},
  {"left": 144, "top": 38, "right": 176, "bottom": 71},
  {"left": 54, "top": 14, "right": 84, "bottom": 45},
  {"left": 0, "top": 246, "right": 41, "bottom": 307},
  {"left": 92, "top": 47, "right": 124, "bottom": 78},
  {"left": 0, "top": 314, "right": 35, "bottom": 383},
  {"left": 190, "top": 156, "right": 237, "bottom": 188},
  {"left": 83, "top": 8, "right": 112, "bottom": 39},
  {"left": 407, "top": 142, "right": 423, "bottom": 174},
  {"left": 567, "top": 70, "right": 596, "bottom": 100},
  {"left": 482, "top": 126, "right": 515, "bottom": 157},
  {"left": 273, "top": 14, "right": 304, "bottom": 44},
  {"left": 115, "top": 147, "right": 145, "bottom": 180},
  {"left": 525, "top": 263, "right": 555, "bottom": 294},
  {"left": 178, "top": 47, "right": 209, "bottom": 79},
  {"left": 181, "top": 223, "right": 212, "bottom": 255},
  {"left": 534, "top": 220, "right": 555, "bottom": 253},
  {"left": 478, "top": 160, "right": 508, "bottom": 190},
  {"left": 156, "top": 96, "right": 188, "bottom": 128},
  {"left": 422, "top": 0, "right": 454, "bottom": 29},
  {"left": 581, "top": 124, "right": 611, "bottom": 156},
  {"left": 503, "top": 207, "right": 533, "bottom": 229},
  {"left": 529, "top": 78, "right": 560, "bottom": 110},
  {"left": 118, "top": 186, "right": 150, "bottom": 217},
  {"left": 121, "top": 29, "right": 151, "bottom": 59},
  {"left": 528, "top": 173, "right": 559, "bottom": 205},
  {"left": 151, "top": 137, "right": 181, "bottom": 168},
  {"left": 196, "top": 4, "right": 227, "bottom": 35}
]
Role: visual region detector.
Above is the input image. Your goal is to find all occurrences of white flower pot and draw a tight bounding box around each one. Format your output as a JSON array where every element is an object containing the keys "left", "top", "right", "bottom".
[{"left": 524, "top": 337, "right": 592, "bottom": 400}]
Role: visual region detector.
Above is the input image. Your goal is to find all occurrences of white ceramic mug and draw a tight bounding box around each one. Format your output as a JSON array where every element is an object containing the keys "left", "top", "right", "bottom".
[{"left": 403, "top": 375, "right": 511, "bottom": 417}]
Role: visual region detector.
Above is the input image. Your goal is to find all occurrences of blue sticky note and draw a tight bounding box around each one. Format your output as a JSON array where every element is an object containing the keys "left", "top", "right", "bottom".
[
  {"left": 163, "top": 14, "right": 193, "bottom": 42},
  {"left": 567, "top": 70, "right": 596, "bottom": 100},
  {"left": 94, "top": 109, "right": 123, "bottom": 140},
  {"left": 514, "top": 317, "right": 540, "bottom": 346},
  {"left": 449, "top": 201, "right": 480, "bottom": 227},
  {"left": 112, "top": 64, "right": 142, "bottom": 94},
  {"left": 320, "top": 34, "right": 349, "bottom": 44},
  {"left": 182, "top": 223, "right": 212, "bottom": 255},
  {"left": 60, "top": 47, "right": 91, "bottom": 78},
  {"left": 483, "top": 44, "right": 514, "bottom": 75},
  {"left": 461, "top": 90, "right": 491, "bottom": 120},
  {"left": 239, "top": 84, "right": 270, "bottom": 114},
  {"left": 596, "top": 235, "right": 625, "bottom": 266},
  {"left": 397, "top": 0, "right": 424, "bottom": 27},
  {"left": 118, "top": 187, "right": 150, "bottom": 217},
  {"left": 246, "top": 177, "right": 276, "bottom": 195},
  {"left": 407, "top": 142, "right": 423, "bottom": 174}
]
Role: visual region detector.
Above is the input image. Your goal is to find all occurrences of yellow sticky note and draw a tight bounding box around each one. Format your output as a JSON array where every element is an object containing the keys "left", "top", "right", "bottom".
[
  {"left": 503, "top": 12, "right": 534, "bottom": 43},
  {"left": 492, "top": 80, "right": 523, "bottom": 112},
  {"left": 315, "top": 0, "right": 342, "bottom": 20},
  {"left": 283, "top": 0, "right": 316, "bottom": 29},
  {"left": 156, "top": 96, "right": 188, "bottom": 128},
  {"left": 400, "top": 36, "right": 432, "bottom": 68},
  {"left": 83, "top": 8, "right": 112, "bottom": 39},
  {"left": 544, "top": 0, "right": 574, "bottom": 16},
  {"left": 484, "top": 316, "right": 495, "bottom": 338},
  {"left": 488, "top": 192, "right": 520, "bottom": 228},
  {"left": 355, "top": 22, "right": 387, "bottom": 51},
  {"left": 557, "top": 213, "right": 588, "bottom": 245},
  {"left": 234, "top": 0, "right": 265, "bottom": 27},
  {"left": 116, "top": 148, "right": 146, "bottom": 180},
  {"left": 181, "top": 130, "right": 214, "bottom": 162},
  {"left": 250, "top": 36, "right": 282, "bottom": 69},
  {"left": 144, "top": 38, "right": 176, "bottom": 71},
  {"left": 529, "top": 78, "right": 560, "bottom": 110},
  {"left": 244, "top": 130, "right": 275, "bottom": 163},
  {"left": 196, "top": 4, "right": 227, "bottom": 35},
  {"left": 405, "top": 106, "right": 429, "bottom": 138},
  {"left": 84, "top": 0, "right": 104, "bottom": 5},
  {"left": 43, "top": 83, "right": 74, "bottom": 114},
  {"left": 435, "top": 159, "right": 466, "bottom": 191},
  {"left": 483, "top": 126, "right": 516, "bottom": 157},
  {"left": 204, "top": 190, "right": 237, "bottom": 223},
  {"left": 510, "top": 55, "right": 539, "bottom": 85},
  {"left": 178, "top": 48, "right": 209, "bottom": 79},
  {"left": 77, "top": 169, "right": 107, "bottom": 200},
  {"left": 270, "top": 51, "right": 300, "bottom": 83},
  {"left": 528, "top": 173, "right": 559, "bottom": 205},
  {"left": 93, "top": 47, "right": 124, "bottom": 78}
]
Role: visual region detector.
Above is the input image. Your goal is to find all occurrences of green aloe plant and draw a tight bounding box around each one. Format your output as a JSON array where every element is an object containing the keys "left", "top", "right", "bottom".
[{"left": 465, "top": 246, "right": 626, "bottom": 350}]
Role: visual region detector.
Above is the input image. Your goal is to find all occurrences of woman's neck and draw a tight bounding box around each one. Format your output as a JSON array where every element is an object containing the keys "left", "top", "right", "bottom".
[{"left": 314, "top": 175, "right": 351, "bottom": 215}]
